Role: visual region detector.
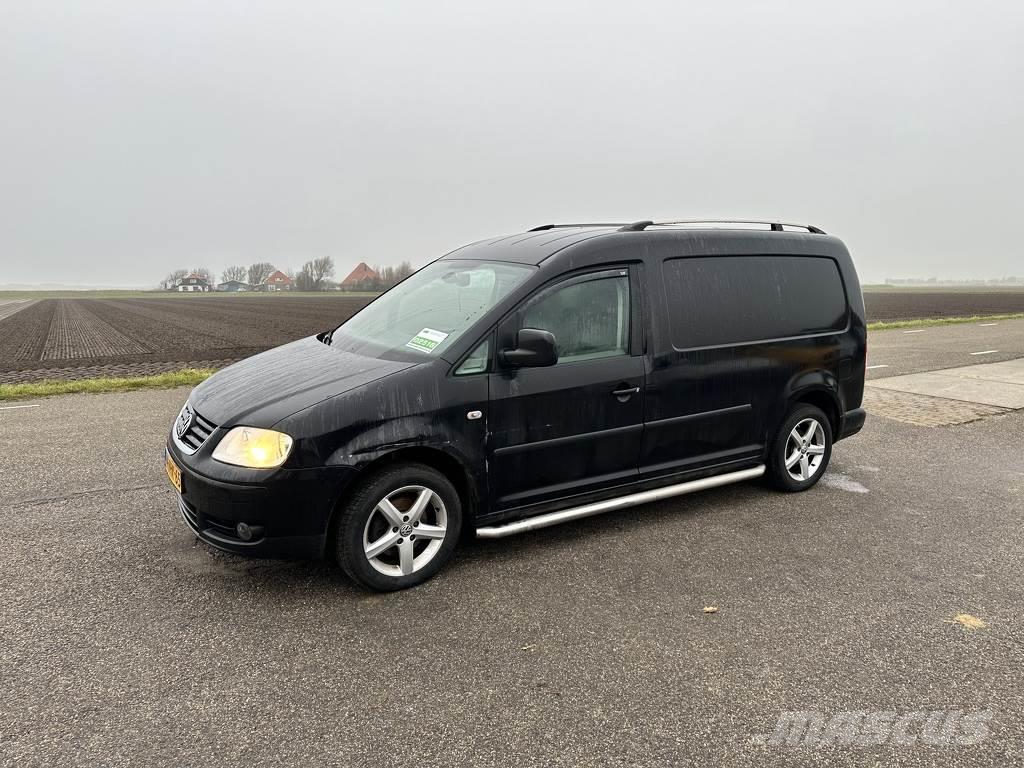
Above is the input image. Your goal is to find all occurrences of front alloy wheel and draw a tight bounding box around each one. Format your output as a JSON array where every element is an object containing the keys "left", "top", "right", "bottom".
[
  {"left": 363, "top": 485, "right": 449, "bottom": 577},
  {"left": 336, "top": 463, "right": 462, "bottom": 591}
]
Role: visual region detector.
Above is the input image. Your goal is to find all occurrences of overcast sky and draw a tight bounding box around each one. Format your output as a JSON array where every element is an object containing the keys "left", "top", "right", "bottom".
[{"left": 2, "top": 1, "right": 1022, "bottom": 286}]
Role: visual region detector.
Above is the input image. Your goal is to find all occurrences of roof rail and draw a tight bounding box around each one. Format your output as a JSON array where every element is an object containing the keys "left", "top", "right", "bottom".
[
  {"left": 617, "top": 219, "right": 826, "bottom": 234},
  {"left": 528, "top": 223, "right": 629, "bottom": 231}
]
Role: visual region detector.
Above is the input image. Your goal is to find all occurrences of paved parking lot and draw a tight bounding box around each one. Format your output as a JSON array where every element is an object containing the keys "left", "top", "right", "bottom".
[{"left": 2, "top": 381, "right": 1023, "bottom": 766}]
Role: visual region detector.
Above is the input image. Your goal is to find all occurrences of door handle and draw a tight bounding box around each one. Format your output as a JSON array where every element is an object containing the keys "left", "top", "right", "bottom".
[{"left": 612, "top": 386, "right": 641, "bottom": 399}]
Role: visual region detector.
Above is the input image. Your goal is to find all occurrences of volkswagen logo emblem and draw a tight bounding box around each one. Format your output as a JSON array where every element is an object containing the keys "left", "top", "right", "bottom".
[
  {"left": 175, "top": 404, "right": 193, "bottom": 438},
  {"left": 399, "top": 523, "right": 413, "bottom": 537}
]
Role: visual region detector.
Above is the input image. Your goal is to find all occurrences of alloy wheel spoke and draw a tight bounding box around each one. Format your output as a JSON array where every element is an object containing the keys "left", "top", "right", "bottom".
[
  {"left": 407, "top": 489, "right": 434, "bottom": 523},
  {"left": 398, "top": 539, "right": 415, "bottom": 575},
  {"left": 799, "top": 455, "right": 810, "bottom": 480},
  {"left": 414, "top": 523, "right": 446, "bottom": 541},
  {"left": 365, "top": 531, "right": 400, "bottom": 560},
  {"left": 376, "top": 498, "right": 404, "bottom": 526},
  {"left": 806, "top": 444, "right": 825, "bottom": 456},
  {"left": 785, "top": 449, "right": 802, "bottom": 469},
  {"left": 803, "top": 422, "right": 818, "bottom": 443}
]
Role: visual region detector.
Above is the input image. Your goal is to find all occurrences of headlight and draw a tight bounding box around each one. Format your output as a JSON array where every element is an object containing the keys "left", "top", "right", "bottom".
[{"left": 212, "top": 426, "right": 293, "bottom": 469}]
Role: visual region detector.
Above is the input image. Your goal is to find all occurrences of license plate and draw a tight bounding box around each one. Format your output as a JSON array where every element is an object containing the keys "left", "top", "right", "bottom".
[{"left": 165, "top": 451, "right": 182, "bottom": 493}]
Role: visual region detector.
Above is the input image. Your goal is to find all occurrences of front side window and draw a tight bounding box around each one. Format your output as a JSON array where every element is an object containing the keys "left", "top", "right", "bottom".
[
  {"left": 329, "top": 260, "right": 533, "bottom": 360},
  {"left": 454, "top": 338, "right": 490, "bottom": 375},
  {"left": 520, "top": 273, "right": 630, "bottom": 363}
]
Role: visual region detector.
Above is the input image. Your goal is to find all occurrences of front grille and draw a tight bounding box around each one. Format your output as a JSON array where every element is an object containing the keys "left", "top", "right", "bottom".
[{"left": 173, "top": 404, "right": 217, "bottom": 454}]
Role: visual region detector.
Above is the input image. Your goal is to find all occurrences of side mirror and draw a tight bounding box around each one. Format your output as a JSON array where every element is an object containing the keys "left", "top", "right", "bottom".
[{"left": 499, "top": 328, "right": 558, "bottom": 368}]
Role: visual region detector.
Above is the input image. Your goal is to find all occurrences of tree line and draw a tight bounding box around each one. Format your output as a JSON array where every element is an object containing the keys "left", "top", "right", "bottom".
[{"left": 161, "top": 258, "right": 417, "bottom": 291}]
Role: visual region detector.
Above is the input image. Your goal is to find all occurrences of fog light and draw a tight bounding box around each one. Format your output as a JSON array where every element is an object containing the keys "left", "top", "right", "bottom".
[{"left": 236, "top": 522, "right": 254, "bottom": 541}]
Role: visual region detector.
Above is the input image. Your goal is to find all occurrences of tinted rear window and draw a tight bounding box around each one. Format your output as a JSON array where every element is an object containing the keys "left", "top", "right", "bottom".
[{"left": 663, "top": 256, "right": 847, "bottom": 348}]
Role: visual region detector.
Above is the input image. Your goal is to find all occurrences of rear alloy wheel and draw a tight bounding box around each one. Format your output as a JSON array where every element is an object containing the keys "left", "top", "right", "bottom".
[
  {"left": 336, "top": 464, "right": 461, "bottom": 591},
  {"left": 767, "top": 404, "right": 833, "bottom": 492}
]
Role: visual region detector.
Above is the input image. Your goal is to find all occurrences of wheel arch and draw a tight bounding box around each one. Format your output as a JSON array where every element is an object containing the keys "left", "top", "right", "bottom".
[
  {"left": 325, "top": 445, "right": 480, "bottom": 556},
  {"left": 788, "top": 387, "right": 841, "bottom": 436}
]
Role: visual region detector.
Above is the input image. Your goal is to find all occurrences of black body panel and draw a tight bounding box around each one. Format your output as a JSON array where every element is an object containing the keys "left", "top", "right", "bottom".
[{"left": 166, "top": 224, "right": 867, "bottom": 557}]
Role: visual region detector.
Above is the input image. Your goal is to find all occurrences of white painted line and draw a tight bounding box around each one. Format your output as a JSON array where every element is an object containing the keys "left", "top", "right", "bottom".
[
  {"left": 866, "top": 364, "right": 889, "bottom": 370},
  {"left": 978, "top": 322, "right": 998, "bottom": 326},
  {"left": 0, "top": 404, "right": 40, "bottom": 411},
  {"left": 903, "top": 329, "right": 926, "bottom": 334},
  {"left": 969, "top": 350, "right": 999, "bottom": 356}
]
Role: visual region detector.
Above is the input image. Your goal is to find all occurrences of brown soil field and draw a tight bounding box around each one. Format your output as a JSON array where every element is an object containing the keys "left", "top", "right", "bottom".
[
  {"left": 1, "top": 290, "right": 1023, "bottom": 384},
  {"left": 0, "top": 296, "right": 371, "bottom": 384},
  {"left": 863, "top": 289, "right": 1024, "bottom": 322}
]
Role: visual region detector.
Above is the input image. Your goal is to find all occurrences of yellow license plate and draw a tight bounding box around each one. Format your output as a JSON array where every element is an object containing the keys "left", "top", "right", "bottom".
[{"left": 165, "top": 452, "right": 182, "bottom": 493}]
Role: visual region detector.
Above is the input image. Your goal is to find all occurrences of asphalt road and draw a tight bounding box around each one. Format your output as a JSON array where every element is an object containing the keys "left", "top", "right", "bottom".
[
  {"left": 867, "top": 317, "right": 1024, "bottom": 380},
  {"left": 2, "top": 385, "right": 1023, "bottom": 766}
]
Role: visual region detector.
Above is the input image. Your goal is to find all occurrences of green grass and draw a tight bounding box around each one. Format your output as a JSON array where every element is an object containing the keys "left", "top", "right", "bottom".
[
  {"left": 0, "top": 368, "right": 216, "bottom": 402},
  {"left": 867, "top": 312, "right": 1024, "bottom": 330}
]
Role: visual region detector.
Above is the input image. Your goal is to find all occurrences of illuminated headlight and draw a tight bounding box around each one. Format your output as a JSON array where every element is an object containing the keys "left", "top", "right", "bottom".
[{"left": 212, "top": 427, "right": 293, "bottom": 469}]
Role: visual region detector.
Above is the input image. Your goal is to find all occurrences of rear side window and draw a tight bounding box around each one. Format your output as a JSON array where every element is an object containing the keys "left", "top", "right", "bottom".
[{"left": 663, "top": 256, "right": 847, "bottom": 349}]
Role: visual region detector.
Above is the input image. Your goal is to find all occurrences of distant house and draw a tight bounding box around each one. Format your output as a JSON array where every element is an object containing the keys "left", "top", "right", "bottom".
[
  {"left": 263, "top": 270, "right": 293, "bottom": 292},
  {"left": 340, "top": 262, "right": 380, "bottom": 289},
  {"left": 216, "top": 280, "right": 250, "bottom": 292},
  {"left": 176, "top": 273, "right": 211, "bottom": 292}
]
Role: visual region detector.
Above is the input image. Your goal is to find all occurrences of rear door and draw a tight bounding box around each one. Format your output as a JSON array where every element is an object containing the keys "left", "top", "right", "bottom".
[{"left": 487, "top": 266, "right": 645, "bottom": 511}]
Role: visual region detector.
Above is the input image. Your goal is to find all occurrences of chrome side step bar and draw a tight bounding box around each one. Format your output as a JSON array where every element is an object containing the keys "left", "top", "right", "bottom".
[{"left": 476, "top": 465, "right": 765, "bottom": 539}]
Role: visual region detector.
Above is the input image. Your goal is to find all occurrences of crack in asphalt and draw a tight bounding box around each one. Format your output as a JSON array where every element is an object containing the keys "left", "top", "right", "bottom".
[{"left": 1, "top": 482, "right": 170, "bottom": 508}]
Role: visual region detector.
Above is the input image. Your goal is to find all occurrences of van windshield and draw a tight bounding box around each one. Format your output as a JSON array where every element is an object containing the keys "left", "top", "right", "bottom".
[{"left": 328, "top": 259, "right": 534, "bottom": 360}]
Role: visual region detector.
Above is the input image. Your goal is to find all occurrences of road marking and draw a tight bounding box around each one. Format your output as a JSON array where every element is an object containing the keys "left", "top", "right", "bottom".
[
  {"left": 867, "top": 364, "right": 889, "bottom": 370},
  {"left": 978, "top": 322, "right": 998, "bottom": 326},
  {"left": 969, "top": 350, "right": 999, "bottom": 356},
  {"left": 903, "top": 329, "right": 926, "bottom": 334},
  {"left": 0, "top": 404, "right": 40, "bottom": 411}
]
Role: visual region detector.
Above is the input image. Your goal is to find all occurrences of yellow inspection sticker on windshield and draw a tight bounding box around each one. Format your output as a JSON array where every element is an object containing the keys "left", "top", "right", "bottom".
[{"left": 406, "top": 328, "right": 449, "bottom": 353}]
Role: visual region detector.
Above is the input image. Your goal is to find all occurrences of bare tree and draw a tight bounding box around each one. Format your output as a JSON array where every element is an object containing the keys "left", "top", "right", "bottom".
[
  {"left": 308, "top": 257, "right": 334, "bottom": 290},
  {"left": 193, "top": 267, "right": 214, "bottom": 285},
  {"left": 247, "top": 262, "right": 275, "bottom": 287},
  {"left": 294, "top": 265, "right": 316, "bottom": 291},
  {"left": 161, "top": 268, "right": 189, "bottom": 290},
  {"left": 394, "top": 260, "right": 414, "bottom": 282},
  {"left": 221, "top": 265, "right": 247, "bottom": 283}
]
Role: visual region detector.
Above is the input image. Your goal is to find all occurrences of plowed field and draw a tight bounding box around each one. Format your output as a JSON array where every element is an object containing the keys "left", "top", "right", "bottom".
[
  {"left": 2, "top": 290, "right": 1023, "bottom": 384},
  {"left": 0, "top": 296, "right": 371, "bottom": 384}
]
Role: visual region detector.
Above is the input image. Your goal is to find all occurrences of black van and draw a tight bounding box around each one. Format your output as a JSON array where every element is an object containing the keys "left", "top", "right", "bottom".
[{"left": 165, "top": 220, "right": 866, "bottom": 591}]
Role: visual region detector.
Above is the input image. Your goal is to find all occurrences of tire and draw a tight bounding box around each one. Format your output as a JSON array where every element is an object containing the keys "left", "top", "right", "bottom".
[
  {"left": 766, "top": 404, "right": 833, "bottom": 492},
  {"left": 335, "top": 463, "right": 462, "bottom": 591}
]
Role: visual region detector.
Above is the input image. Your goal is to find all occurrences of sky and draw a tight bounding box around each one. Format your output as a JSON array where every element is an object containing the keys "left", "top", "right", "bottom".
[{"left": 1, "top": 0, "right": 1022, "bottom": 287}]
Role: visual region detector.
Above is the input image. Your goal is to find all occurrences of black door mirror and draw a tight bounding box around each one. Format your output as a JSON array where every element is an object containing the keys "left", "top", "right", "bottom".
[{"left": 499, "top": 328, "right": 558, "bottom": 368}]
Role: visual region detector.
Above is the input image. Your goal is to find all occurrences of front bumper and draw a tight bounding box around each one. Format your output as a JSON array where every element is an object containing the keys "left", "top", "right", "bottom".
[{"left": 166, "top": 443, "right": 356, "bottom": 559}]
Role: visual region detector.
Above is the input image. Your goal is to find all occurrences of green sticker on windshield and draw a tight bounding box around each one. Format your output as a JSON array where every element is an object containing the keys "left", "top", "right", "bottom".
[{"left": 405, "top": 327, "right": 449, "bottom": 353}]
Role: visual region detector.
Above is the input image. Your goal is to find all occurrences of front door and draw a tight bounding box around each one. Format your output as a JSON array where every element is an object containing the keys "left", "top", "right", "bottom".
[{"left": 487, "top": 267, "right": 645, "bottom": 511}]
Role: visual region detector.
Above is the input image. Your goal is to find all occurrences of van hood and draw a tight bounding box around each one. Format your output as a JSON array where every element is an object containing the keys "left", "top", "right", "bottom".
[{"left": 189, "top": 336, "right": 418, "bottom": 428}]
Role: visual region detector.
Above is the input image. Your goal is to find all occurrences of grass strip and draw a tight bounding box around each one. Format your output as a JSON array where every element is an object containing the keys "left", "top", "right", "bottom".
[
  {"left": 867, "top": 313, "right": 1024, "bottom": 331},
  {"left": 0, "top": 368, "right": 216, "bottom": 402}
]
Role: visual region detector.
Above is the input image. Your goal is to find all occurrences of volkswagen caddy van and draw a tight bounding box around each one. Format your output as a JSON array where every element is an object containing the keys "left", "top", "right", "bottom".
[{"left": 166, "top": 220, "right": 866, "bottom": 591}]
